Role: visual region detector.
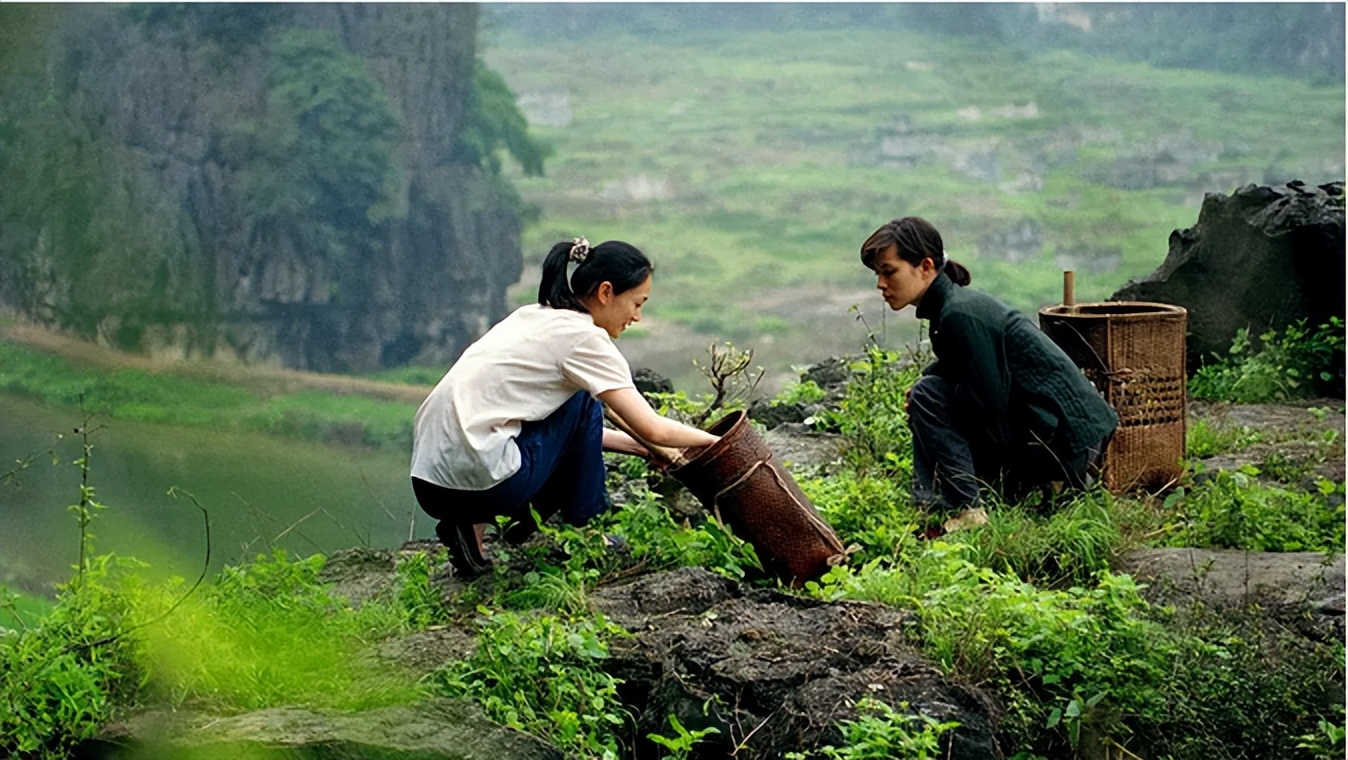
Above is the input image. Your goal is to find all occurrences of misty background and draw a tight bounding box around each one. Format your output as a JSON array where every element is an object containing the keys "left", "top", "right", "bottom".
[{"left": 0, "top": 3, "right": 1343, "bottom": 585}]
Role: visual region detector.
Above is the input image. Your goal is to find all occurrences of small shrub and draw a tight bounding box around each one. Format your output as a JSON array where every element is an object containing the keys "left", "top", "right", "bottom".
[
  {"left": 1159, "top": 468, "right": 1345, "bottom": 552},
  {"left": 785, "top": 698, "right": 959, "bottom": 760},
  {"left": 1190, "top": 318, "right": 1345, "bottom": 403},
  {"left": 817, "top": 345, "right": 922, "bottom": 476},
  {"left": 0, "top": 556, "right": 142, "bottom": 759},
  {"left": 433, "top": 609, "right": 628, "bottom": 759}
]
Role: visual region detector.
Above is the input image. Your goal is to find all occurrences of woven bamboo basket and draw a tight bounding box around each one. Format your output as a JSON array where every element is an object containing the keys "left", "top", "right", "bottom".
[
  {"left": 1039, "top": 301, "right": 1188, "bottom": 493},
  {"left": 670, "top": 410, "right": 846, "bottom": 586}
]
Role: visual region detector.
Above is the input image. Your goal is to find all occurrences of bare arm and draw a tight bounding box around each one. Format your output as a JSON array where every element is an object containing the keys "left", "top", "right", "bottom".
[
  {"left": 598, "top": 386, "right": 720, "bottom": 449},
  {"left": 602, "top": 427, "right": 649, "bottom": 457}
]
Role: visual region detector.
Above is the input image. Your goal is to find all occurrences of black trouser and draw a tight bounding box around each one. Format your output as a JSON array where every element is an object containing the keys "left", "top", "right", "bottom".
[
  {"left": 907, "top": 375, "right": 1104, "bottom": 511},
  {"left": 412, "top": 391, "right": 610, "bottom": 545}
]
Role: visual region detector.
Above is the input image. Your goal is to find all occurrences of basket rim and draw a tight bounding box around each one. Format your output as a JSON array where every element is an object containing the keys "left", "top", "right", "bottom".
[
  {"left": 669, "top": 409, "right": 751, "bottom": 472},
  {"left": 1039, "top": 301, "right": 1188, "bottom": 318}
]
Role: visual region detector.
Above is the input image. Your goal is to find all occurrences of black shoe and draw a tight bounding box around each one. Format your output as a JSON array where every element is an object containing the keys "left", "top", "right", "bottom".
[{"left": 440, "top": 522, "right": 492, "bottom": 578}]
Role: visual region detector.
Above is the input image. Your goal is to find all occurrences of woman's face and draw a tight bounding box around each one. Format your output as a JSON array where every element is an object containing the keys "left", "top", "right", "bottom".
[
  {"left": 872, "top": 244, "right": 938, "bottom": 311},
  {"left": 587, "top": 273, "right": 652, "bottom": 338}
]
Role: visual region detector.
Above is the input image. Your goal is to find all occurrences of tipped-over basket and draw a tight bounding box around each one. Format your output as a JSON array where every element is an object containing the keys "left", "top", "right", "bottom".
[{"left": 669, "top": 411, "right": 847, "bottom": 586}]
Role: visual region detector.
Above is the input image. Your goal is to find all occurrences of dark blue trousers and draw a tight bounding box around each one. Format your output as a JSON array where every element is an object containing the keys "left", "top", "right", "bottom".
[
  {"left": 412, "top": 391, "right": 610, "bottom": 543},
  {"left": 907, "top": 375, "right": 1099, "bottom": 511}
]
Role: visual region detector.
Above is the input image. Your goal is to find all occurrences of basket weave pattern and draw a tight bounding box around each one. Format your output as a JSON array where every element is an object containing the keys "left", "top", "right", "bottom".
[
  {"left": 671, "top": 411, "right": 846, "bottom": 585},
  {"left": 1039, "top": 302, "right": 1188, "bottom": 493}
]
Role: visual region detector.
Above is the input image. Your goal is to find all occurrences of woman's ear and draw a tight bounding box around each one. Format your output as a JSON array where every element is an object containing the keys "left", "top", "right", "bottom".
[{"left": 595, "top": 281, "right": 615, "bottom": 304}]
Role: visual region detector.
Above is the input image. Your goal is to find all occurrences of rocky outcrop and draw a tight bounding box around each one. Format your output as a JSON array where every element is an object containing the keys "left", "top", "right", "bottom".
[
  {"left": 0, "top": 5, "right": 521, "bottom": 372},
  {"left": 592, "top": 567, "right": 1000, "bottom": 760},
  {"left": 1112, "top": 181, "right": 1345, "bottom": 379}
]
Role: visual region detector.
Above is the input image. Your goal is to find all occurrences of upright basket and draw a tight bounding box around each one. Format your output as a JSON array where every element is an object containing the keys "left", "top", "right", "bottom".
[{"left": 1039, "top": 301, "right": 1188, "bottom": 493}]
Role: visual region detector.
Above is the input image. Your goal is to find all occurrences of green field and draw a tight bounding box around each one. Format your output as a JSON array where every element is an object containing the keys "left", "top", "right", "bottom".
[{"left": 479, "top": 20, "right": 1344, "bottom": 390}]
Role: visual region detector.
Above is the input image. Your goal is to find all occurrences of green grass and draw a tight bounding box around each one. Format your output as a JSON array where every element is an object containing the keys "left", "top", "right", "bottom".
[
  {"left": 0, "top": 341, "right": 418, "bottom": 450},
  {"left": 3, "top": 332, "right": 1341, "bottom": 760},
  {"left": 479, "top": 23, "right": 1343, "bottom": 379},
  {"left": 0, "top": 587, "right": 52, "bottom": 630}
]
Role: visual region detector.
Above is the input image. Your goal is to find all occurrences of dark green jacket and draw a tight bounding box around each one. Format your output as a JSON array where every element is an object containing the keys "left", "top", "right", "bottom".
[{"left": 915, "top": 273, "right": 1118, "bottom": 457}]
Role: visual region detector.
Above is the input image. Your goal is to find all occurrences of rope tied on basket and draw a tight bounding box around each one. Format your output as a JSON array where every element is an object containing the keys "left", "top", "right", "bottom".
[{"left": 709, "top": 455, "right": 847, "bottom": 560}]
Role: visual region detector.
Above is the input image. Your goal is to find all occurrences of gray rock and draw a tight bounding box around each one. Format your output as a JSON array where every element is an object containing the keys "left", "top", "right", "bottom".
[
  {"left": 1117, "top": 547, "right": 1344, "bottom": 609},
  {"left": 3, "top": 6, "right": 522, "bottom": 374},
  {"left": 591, "top": 567, "right": 999, "bottom": 760},
  {"left": 1112, "top": 181, "right": 1345, "bottom": 386}
]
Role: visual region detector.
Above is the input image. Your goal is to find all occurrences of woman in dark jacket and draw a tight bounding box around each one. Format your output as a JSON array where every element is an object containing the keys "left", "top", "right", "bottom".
[{"left": 860, "top": 217, "right": 1118, "bottom": 526}]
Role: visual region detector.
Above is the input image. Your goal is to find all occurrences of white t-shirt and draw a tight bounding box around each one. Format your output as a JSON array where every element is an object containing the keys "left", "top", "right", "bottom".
[{"left": 410, "top": 304, "right": 635, "bottom": 490}]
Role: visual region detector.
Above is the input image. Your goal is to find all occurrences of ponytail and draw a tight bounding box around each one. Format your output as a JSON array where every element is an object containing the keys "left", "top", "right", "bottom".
[
  {"left": 538, "top": 240, "right": 583, "bottom": 310},
  {"left": 943, "top": 258, "right": 972, "bottom": 287},
  {"left": 538, "top": 238, "right": 653, "bottom": 312}
]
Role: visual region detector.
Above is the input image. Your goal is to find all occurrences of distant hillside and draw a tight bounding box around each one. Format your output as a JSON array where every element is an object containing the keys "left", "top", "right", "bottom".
[{"left": 0, "top": 5, "right": 538, "bottom": 373}]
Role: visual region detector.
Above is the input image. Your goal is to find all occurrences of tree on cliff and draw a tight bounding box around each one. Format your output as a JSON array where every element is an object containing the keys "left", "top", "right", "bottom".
[{"left": 0, "top": 4, "right": 547, "bottom": 372}]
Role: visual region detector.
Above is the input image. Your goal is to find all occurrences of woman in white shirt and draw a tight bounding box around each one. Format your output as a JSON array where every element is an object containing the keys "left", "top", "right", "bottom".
[{"left": 410, "top": 237, "right": 720, "bottom": 576}]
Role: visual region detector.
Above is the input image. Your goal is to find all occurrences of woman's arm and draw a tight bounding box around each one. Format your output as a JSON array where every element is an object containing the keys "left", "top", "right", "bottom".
[
  {"left": 602, "top": 427, "right": 649, "bottom": 457},
  {"left": 598, "top": 386, "right": 720, "bottom": 449}
]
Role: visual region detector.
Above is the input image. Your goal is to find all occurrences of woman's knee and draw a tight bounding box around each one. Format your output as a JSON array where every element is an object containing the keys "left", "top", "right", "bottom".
[{"left": 907, "top": 375, "right": 952, "bottom": 423}]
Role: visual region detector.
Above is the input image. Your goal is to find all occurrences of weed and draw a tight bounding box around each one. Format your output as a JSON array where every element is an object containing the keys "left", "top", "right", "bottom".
[
  {"left": 816, "top": 344, "right": 923, "bottom": 477},
  {"left": 1190, "top": 318, "right": 1345, "bottom": 403},
  {"left": 433, "top": 609, "right": 628, "bottom": 759},
  {"left": 1185, "top": 416, "right": 1264, "bottom": 459},
  {"left": 1159, "top": 468, "right": 1345, "bottom": 552},
  {"left": 785, "top": 698, "right": 960, "bottom": 760},
  {"left": 0, "top": 555, "right": 141, "bottom": 759},
  {"left": 130, "top": 548, "right": 424, "bottom": 712},
  {"left": 648, "top": 712, "right": 721, "bottom": 760}
]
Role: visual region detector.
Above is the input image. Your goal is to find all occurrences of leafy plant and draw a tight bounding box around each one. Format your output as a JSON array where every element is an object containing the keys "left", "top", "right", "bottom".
[
  {"left": 800, "top": 469, "right": 917, "bottom": 565},
  {"left": 1158, "top": 467, "right": 1345, "bottom": 552},
  {"left": 433, "top": 609, "right": 628, "bottom": 759},
  {"left": 1297, "top": 705, "right": 1347, "bottom": 760},
  {"left": 804, "top": 547, "right": 1179, "bottom": 756},
  {"left": 395, "top": 548, "right": 447, "bottom": 629},
  {"left": 648, "top": 712, "right": 722, "bottom": 760},
  {"left": 816, "top": 344, "right": 923, "bottom": 477},
  {"left": 1190, "top": 318, "right": 1345, "bottom": 403},
  {"left": 1185, "top": 417, "right": 1264, "bottom": 459},
  {"left": 131, "top": 548, "right": 423, "bottom": 712},
  {"left": 773, "top": 377, "right": 828, "bottom": 406},
  {"left": 0, "top": 555, "right": 141, "bottom": 759},
  {"left": 785, "top": 698, "right": 960, "bottom": 760}
]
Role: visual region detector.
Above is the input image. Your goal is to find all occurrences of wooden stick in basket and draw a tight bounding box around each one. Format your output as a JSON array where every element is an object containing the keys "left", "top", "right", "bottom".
[{"left": 603, "top": 406, "right": 689, "bottom": 468}]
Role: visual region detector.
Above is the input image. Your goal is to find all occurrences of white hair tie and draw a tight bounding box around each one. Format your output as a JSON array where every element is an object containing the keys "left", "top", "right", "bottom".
[{"left": 568, "top": 237, "right": 591, "bottom": 263}]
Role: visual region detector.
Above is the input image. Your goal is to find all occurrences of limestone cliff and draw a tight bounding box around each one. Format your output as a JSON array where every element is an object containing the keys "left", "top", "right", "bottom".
[{"left": 0, "top": 4, "right": 524, "bottom": 372}]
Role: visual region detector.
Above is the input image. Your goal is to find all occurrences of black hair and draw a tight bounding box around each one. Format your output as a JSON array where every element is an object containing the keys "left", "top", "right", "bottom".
[
  {"left": 859, "top": 216, "right": 972, "bottom": 286},
  {"left": 538, "top": 239, "right": 654, "bottom": 312}
]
